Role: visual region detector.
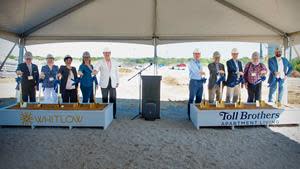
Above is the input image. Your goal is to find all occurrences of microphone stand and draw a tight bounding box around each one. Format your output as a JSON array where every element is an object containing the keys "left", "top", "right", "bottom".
[{"left": 128, "top": 63, "right": 153, "bottom": 120}]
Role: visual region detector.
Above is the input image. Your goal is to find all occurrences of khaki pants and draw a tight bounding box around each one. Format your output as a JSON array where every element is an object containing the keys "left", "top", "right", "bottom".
[
  {"left": 208, "top": 85, "right": 221, "bottom": 103},
  {"left": 225, "top": 85, "right": 240, "bottom": 103}
]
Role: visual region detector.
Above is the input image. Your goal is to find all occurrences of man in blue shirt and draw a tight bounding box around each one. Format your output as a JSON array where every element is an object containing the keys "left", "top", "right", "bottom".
[{"left": 187, "top": 48, "right": 205, "bottom": 120}]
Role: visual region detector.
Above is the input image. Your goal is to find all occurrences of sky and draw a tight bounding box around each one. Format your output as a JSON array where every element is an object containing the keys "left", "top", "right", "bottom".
[
  {"left": 1, "top": 38, "right": 267, "bottom": 59},
  {"left": 2, "top": 38, "right": 298, "bottom": 60}
]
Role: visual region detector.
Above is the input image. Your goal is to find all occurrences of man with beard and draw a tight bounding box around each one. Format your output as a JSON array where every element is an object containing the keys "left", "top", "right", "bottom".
[{"left": 268, "top": 47, "right": 293, "bottom": 103}]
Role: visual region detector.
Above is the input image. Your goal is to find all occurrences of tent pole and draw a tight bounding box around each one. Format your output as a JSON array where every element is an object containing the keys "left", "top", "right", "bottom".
[
  {"left": 289, "top": 46, "right": 292, "bottom": 61},
  {"left": 152, "top": 0, "right": 158, "bottom": 75},
  {"left": 283, "top": 36, "right": 289, "bottom": 57},
  {"left": 18, "top": 38, "right": 25, "bottom": 64},
  {"left": 0, "top": 43, "right": 17, "bottom": 71},
  {"left": 153, "top": 37, "right": 158, "bottom": 75},
  {"left": 259, "top": 43, "right": 263, "bottom": 61}
]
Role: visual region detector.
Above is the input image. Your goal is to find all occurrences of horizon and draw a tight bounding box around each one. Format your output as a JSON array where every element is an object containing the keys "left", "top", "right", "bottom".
[{"left": 1, "top": 38, "right": 299, "bottom": 61}]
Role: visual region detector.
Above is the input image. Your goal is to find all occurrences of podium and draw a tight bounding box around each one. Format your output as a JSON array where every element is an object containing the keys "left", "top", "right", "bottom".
[{"left": 141, "top": 75, "right": 161, "bottom": 120}]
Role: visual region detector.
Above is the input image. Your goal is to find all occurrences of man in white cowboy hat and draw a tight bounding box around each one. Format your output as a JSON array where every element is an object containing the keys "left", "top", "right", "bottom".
[
  {"left": 187, "top": 48, "right": 205, "bottom": 120},
  {"left": 16, "top": 51, "right": 39, "bottom": 102},
  {"left": 97, "top": 47, "right": 119, "bottom": 119}
]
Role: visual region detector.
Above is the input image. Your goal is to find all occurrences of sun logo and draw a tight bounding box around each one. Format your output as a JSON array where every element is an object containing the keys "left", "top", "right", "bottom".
[{"left": 20, "top": 112, "right": 33, "bottom": 125}]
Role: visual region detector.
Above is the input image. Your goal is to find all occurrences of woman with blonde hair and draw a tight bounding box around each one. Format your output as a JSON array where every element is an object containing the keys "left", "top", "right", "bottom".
[{"left": 78, "top": 51, "right": 98, "bottom": 103}]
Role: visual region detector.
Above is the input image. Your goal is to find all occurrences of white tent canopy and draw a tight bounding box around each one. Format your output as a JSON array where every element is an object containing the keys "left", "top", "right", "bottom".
[{"left": 0, "top": 0, "right": 300, "bottom": 46}]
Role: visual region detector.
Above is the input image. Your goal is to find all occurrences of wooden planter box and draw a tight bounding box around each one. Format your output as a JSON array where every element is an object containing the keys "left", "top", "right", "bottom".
[
  {"left": 0, "top": 103, "right": 113, "bottom": 129},
  {"left": 190, "top": 103, "right": 299, "bottom": 129}
]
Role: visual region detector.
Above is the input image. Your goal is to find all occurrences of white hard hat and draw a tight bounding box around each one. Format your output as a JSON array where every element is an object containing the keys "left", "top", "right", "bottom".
[
  {"left": 103, "top": 47, "right": 111, "bottom": 53},
  {"left": 46, "top": 54, "right": 54, "bottom": 59},
  {"left": 213, "top": 51, "right": 221, "bottom": 57},
  {"left": 24, "top": 51, "right": 33, "bottom": 59},
  {"left": 193, "top": 48, "right": 200, "bottom": 54},
  {"left": 231, "top": 48, "right": 239, "bottom": 54}
]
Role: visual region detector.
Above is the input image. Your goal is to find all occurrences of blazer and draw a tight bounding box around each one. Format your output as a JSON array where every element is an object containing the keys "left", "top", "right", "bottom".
[
  {"left": 226, "top": 59, "right": 243, "bottom": 86},
  {"left": 208, "top": 62, "right": 225, "bottom": 89},
  {"left": 97, "top": 59, "right": 119, "bottom": 88},
  {"left": 16, "top": 63, "right": 39, "bottom": 89},
  {"left": 268, "top": 56, "right": 293, "bottom": 84},
  {"left": 58, "top": 65, "right": 78, "bottom": 93},
  {"left": 78, "top": 64, "right": 98, "bottom": 87},
  {"left": 41, "top": 65, "right": 59, "bottom": 88}
]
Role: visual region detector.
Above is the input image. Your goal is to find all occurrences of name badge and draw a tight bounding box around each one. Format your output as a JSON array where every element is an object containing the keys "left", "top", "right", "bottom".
[
  {"left": 49, "top": 77, "right": 54, "bottom": 81},
  {"left": 28, "top": 76, "right": 33, "bottom": 80},
  {"left": 251, "top": 73, "right": 256, "bottom": 77}
]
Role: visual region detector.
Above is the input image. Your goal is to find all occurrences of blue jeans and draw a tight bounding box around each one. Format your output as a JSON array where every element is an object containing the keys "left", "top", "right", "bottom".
[
  {"left": 188, "top": 79, "right": 203, "bottom": 118},
  {"left": 80, "top": 86, "right": 94, "bottom": 103},
  {"left": 268, "top": 81, "right": 284, "bottom": 102}
]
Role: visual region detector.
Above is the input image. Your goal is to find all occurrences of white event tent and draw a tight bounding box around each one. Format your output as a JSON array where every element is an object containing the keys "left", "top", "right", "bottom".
[{"left": 0, "top": 0, "right": 300, "bottom": 70}]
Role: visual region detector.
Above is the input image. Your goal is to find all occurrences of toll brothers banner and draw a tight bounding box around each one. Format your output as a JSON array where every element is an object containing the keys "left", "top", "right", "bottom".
[
  {"left": 0, "top": 104, "right": 113, "bottom": 129},
  {"left": 190, "top": 104, "right": 293, "bottom": 128}
]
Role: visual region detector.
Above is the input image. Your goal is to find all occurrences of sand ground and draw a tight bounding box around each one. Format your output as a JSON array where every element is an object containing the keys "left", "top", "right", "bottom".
[{"left": 0, "top": 98, "right": 299, "bottom": 169}]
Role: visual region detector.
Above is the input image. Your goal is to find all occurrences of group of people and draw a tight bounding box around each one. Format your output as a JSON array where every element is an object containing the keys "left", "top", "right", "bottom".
[
  {"left": 16, "top": 48, "right": 119, "bottom": 118},
  {"left": 16, "top": 45, "right": 293, "bottom": 120},
  {"left": 188, "top": 47, "right": 293, "bottom": 120}
]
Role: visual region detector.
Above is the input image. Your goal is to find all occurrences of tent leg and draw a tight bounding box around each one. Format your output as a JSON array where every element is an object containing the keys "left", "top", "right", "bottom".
[
  {"left": 283, "top": 36, "right": 289, "bottom": 57},
  {"left": 260, "top": 43, "right": 263, "bottom": 61},
  {"left": 289, "top": 46, "right": 292, "bottom": 61},
  {"left": 153, "top": 37, "right": 158, "bottom": 75},
  {"left": 0, "top": 43, "right": 17, "bottom": 71},
  {"left": 18, "top": 38, "right": 25, "bottom": 64}
]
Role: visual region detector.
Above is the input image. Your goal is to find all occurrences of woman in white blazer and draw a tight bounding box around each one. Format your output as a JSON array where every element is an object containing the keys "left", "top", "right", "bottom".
[{"left": 97, "top": 47, "right": 119, "bottom": 118}]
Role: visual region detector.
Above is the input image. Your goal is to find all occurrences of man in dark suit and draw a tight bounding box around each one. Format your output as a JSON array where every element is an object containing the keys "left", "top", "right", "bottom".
[
  {"left": 208, "top": 51, "right": 225, "bottom": 103},
  {"left": 57, "top": 55, "right": 79, "bottom": 103},
  {"left": 16, "top": 52, "right": 39, "bottom": 102},
  {"left": 225, "top": 48, "right": 244, "bottom": 103}
]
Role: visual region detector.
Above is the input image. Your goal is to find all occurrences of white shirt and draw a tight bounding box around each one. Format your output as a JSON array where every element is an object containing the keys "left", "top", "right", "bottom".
[
  {"left": 276, "top": 57, "right": 285, "bottom": 79},
  {"left": 66, "top": 70, "right": 75, "bottom": 90}
]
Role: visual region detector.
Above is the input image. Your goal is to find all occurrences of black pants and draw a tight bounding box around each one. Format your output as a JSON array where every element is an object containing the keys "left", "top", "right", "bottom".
[
  {"left": 22, "top": 84, "right": 36, "bottom": 102},
  {"left": 247, "top": 83, "right": 262, "bottom": 102},
  {"left": 62, "top": 89, "right": 78, "bottom": 103},
  {"left": 101, "top": 79, "right": 117, "bottom": 117}
]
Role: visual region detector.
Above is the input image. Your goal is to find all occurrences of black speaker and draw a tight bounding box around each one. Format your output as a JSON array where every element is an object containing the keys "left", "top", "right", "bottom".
[
  {"left": 144, "top": 103, "right": 156, "bottom": 121},
  {"left": 141, "top": 75, "right": 161, "bottom": 119}
]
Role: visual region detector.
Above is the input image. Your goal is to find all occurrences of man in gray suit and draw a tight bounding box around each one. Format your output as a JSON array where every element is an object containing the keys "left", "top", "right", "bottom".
[{"left": 208, "top": 51, "right": 225, "bottom": 103}]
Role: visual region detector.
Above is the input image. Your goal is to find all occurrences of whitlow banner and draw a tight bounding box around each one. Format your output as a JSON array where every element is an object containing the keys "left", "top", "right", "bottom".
[{"left": 0, "top": 104, "right": 113, "bottom": 129}]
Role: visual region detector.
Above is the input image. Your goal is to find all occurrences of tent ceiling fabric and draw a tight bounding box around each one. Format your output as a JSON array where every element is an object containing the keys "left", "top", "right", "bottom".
[{"left": 0, "top": 0, "right": 299, "bottom": 45}]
